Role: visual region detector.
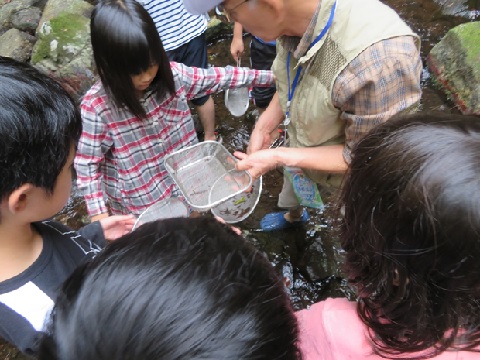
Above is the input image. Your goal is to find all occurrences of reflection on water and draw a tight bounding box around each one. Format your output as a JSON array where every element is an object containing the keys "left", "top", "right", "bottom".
[
  {"left": 434, "top": 0, "right": 480, "bottom": 17},
  {"left": 56, "top": 0, "right": 478, "bottom": 309}
]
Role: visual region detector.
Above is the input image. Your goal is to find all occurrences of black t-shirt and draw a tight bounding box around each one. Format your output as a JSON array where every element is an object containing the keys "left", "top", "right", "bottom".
[{"left": 0, "top": 220, "right": 105, "bottom": 355}]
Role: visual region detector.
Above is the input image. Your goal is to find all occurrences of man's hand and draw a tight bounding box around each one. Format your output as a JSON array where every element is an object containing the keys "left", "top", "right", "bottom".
[
  {"left": 247, "top": 92, "right": 285, "bottom": 154},
  {"left": 235, "top": 148, "right": 281, "bottom": 179},
  {"left": 247, "top": 125, "right": 276, "bottom": 154},
  {"left": 98, "top": 214, "right": 136, "bottom": 241}
]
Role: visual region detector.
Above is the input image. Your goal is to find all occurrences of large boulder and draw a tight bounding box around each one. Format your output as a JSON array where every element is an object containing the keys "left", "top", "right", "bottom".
[
  {"left": 0, "top": 27, "right": 35, "bottom": 61},
  {"left": 0, "top": 0, "right": 39, "bottom": 35},
  {"left": 11, "top": 5, "right": 41, "bottom": 32},
  {"left": 427, "top": 21, "right": 480, "bottom": 115},
  {"left": 30, "top": 0, "right": 94, "bottom": 101}
]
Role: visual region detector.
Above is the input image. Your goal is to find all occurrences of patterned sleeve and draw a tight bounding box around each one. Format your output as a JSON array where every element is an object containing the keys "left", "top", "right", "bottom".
[
  {"left": 74, "top": 94, "right": 113, "bottom": 216},
  {"left": 170, "top": 62, "right": 275, "bottom": 101},
  {"left": 332, "top": 36, "right": 422, "bottom": 163}
]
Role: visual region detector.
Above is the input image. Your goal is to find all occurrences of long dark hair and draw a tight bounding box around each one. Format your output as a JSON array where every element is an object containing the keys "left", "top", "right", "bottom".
[
  {"left": 38, "top": 218, "right": 301, "bottom": 360},
  {"left": 90, "top": 0, "right": 175, "bottom": 119},
  {"left": 340, "top": 112, "right": 480, "bottom": 358}
]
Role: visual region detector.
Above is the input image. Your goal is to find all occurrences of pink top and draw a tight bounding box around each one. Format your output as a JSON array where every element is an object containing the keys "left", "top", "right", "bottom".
[{"left": 296, "top": 297, "right": 479, "bottom": 360}]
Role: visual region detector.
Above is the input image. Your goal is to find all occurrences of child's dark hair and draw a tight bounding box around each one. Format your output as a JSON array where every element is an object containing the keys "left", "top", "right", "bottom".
[
  {"left": 0, "top": 56, "right": 81, "bottom": 201},
  {"left": 39, "top": 217, "right": 301, "bottom": 360},
  {"left": 340, "top": 112, "right": 480, "bottom": 358},
  {"left": 90, "top": 0, "right": 175, "bottom": 119}
]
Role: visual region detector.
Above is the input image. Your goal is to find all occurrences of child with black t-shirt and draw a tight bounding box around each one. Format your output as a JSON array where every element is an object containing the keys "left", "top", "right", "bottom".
[{"left": 0, "top": 57, "right": 135, "bottom": 355}]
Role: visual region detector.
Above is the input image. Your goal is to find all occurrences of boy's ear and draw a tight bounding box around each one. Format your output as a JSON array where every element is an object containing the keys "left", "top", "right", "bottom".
[{"left": 7, "top": 184, "right": 35, "bottom": 214}]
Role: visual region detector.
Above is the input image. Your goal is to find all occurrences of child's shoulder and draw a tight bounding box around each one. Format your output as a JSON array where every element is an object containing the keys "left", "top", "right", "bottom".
[
  {"left": 296, "top": 298, "right": 370, "bottom": 359},
  {"left": 81, "top": 81, "right": 108, "bottom": 107},
  {"left": 0, "top": 220, "right": 100, "bottom": 354},
  {"left": 297, "top": 297, "right": 356, "bottom": 322},
  {"left": 36, "top": 219, "right": 78, "bottom": 240},
  {"left": 36, "top": 220, "right": 103, "bottom": 259},
  {"left": 0, "top": 221, "right": 91, "bottom": 298},
  {"left": 28, "top": 220, "right": 103, "bottom": 281},
  {"left": 296, "top": 297, "right": 360, "bottom": 344}
]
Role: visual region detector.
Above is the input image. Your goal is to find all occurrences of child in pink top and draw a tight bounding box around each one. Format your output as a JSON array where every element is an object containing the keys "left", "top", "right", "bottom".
[{"left": 297, "top": 112, "right": 480, "bottom": 359}]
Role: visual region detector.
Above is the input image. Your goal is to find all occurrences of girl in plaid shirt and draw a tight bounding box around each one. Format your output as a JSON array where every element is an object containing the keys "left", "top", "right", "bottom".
[{"left": 75, "top": 0, "right": 274, "bottom": 221}]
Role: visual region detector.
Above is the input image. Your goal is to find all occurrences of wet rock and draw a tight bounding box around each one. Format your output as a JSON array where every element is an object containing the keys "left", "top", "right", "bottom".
[
  {"left": 206, "top": 16, "right": 233, "bottom": 44},
  {"left": 11, "top": 6, "right": 41, "bottom": 32},
  {"left": 427, "top": 21, "right": 480, "bottom": 115},
  {"left": 31, "top": 0, "right": 94, "bottom": 100},
  {"left": 0, "top": 28, "right": 35, "bottom": 61},
  {"left": 434, "top": 0, "right": 480, "bottom": 18},
  {"left": 300, "top": 233, "right": 341, "bottom": 282}
]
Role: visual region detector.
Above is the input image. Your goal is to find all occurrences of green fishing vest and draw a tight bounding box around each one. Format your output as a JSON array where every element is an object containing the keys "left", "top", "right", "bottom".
[{"left": 272, "top": 0, "right": 420, "bottom": 190}]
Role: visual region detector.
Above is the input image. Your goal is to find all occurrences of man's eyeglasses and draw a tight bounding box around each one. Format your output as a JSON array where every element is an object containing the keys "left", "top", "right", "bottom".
[{"left": 216, "top": 0, "right": 248, "bottom": 22}]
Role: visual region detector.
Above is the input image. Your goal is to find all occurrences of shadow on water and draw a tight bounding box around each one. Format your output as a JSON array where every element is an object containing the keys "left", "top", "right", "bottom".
[{"left": 55, "top": 0, "right": 479, "bottom": 310}]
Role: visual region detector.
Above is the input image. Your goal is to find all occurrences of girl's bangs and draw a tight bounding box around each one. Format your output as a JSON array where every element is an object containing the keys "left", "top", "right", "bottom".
[{"left": 122, "top": 41, "right": 153, "bottom": 75}]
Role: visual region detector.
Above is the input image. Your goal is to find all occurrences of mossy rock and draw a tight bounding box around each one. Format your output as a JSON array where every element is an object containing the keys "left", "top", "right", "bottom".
[
  {"left": 427, "top": 21, "right": 480, "bottom": 115},
  {"left": 30, "top": 0, "right": 94, "bottom": 100},
  {"left": 35, "top": 0, "right": 92, "bottom": 28},
  {"left": 31, "top": 11, "right": 90, "bottom": 65}
]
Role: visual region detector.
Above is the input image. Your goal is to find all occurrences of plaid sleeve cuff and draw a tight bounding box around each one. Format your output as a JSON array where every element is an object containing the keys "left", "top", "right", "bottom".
[{"left": 77, "top": 178, "right": 108, "bottom": 216}]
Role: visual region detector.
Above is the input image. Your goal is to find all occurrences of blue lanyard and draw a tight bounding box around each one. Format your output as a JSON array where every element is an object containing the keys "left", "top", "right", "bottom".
[{"left": 285, "top": 1, "right": 337, "bottom": 123}]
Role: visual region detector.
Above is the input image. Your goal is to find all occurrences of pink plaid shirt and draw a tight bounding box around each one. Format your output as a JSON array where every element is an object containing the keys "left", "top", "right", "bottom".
[{"left": 75, "top": 62, "right": 274, "bottom": 217}]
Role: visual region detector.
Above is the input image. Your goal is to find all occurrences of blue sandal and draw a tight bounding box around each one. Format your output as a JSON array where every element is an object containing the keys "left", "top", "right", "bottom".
[{"left": 260, "top": 209, "right": 309, "bottom": 232}]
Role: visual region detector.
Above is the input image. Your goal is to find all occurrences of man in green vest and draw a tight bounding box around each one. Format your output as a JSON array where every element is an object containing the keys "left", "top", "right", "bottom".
[{"left": 184, "top": 0, "right": 422, "bottom": 231}]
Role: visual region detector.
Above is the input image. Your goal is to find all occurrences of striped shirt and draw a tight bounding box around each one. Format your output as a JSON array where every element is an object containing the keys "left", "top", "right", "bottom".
[
  {"left": 75, "top": 62, "right": 274, "bottom": 217},
  {"left": 137, "top": 0, "right": 207, "bottom": 51}
]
